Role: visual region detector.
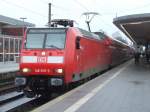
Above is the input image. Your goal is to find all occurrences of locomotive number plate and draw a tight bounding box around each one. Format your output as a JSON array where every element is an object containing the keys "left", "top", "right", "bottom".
[{"left": 37, "top": 57, "right": 47, "bottom": 63}]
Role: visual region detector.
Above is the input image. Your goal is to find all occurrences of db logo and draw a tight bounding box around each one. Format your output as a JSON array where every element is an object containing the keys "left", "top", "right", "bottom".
[{"left": 37, "top": 57, "right": 47, "bottom": 63}]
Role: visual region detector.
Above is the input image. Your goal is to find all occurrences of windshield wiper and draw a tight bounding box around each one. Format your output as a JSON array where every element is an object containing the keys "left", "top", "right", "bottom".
[{"left": 45, "top": 45, "right": 61, "bottom": 50}]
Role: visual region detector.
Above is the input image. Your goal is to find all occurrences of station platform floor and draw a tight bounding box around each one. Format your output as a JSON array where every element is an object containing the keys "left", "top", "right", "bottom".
[
  {"left": 0, "top": 62, "right": 19, "bottom": 73},
  {"left": 32, "top": 59, "right": 150, "bottom": 112}
]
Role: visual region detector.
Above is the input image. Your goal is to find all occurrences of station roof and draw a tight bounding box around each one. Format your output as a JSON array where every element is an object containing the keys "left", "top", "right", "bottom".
[
  {"left": 0, "top": 15, "right": 35, "bottom": 27},
  {"left": 113, "top": 13, "right": 150, "bottom": 45}
]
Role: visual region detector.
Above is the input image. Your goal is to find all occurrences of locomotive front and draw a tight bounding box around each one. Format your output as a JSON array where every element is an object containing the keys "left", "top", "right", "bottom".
[{"left": 15, "top": 28, "right": 68, "bottom": 97}]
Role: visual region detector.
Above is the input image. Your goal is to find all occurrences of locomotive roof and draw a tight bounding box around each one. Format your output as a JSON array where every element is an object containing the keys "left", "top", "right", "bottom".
[
  {"left": 27, "top": 27, "right": 101, "bottom": 40},
  {"left": 27, "top": 27, "right": 67, "bottom": 30},
  {"left": 27, "top": 27, "right": 130, "bottom": 47},
  {"left": 27, "top": 27, "right": 67, "bottom": 33}
]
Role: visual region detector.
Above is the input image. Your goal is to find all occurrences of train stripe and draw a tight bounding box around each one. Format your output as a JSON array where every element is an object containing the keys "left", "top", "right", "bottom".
[
  {"left": 47, "top": 56, "right": 64, "bottom": 63},
  {"left": 22, "top": 56, "right": 37, "bottom": 63},
  {"left": 22, "top": 56, "right": 64, "bottom": 63}
]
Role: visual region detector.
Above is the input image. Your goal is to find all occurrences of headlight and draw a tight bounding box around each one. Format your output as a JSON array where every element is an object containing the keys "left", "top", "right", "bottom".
[
  {"left": 55, "top": 68, "right": 63, "bottom": 73},
  {"left": 22, "top": 68, "right": 31, "bottom": 73}
]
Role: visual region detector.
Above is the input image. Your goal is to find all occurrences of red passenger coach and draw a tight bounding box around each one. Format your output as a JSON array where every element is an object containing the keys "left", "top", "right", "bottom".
[{"left": 15, "top": 26, "right": 131, "bottom": 97}]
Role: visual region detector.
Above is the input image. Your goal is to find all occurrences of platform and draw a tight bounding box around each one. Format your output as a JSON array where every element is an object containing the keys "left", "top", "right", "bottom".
[
  {"left": 0, "top": 62, "right": 19, "bottom": 73},
  {"left": 32, "top": 60, "right": 150, "bottom": 112}
]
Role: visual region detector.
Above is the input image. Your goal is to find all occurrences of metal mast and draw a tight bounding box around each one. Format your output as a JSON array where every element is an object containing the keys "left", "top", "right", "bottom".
[{"left": 48, "top": 3, "right": 52, "bottom": 27}]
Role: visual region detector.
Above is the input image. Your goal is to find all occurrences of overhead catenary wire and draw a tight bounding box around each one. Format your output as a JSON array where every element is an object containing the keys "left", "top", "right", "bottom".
[
  {"left": 1, "top": 0, "right": 114, "bottom": 29},
  {"left": 37, "top": 0, "right": 50, "bottom": 4},
  {"left": 71, "top": 0, "right": 117, "bottom": 31},
  {"left": 118, "top": 2, "right": 150, "bottom": 14},
  {"left": 0, "top": 0, "right": 48, "bottom": 18},
  {"left": 72, "top": 0, "right": 89, "bottom": 11},
  {"left": 38, "top": 0, "right": 73, "bottom": 12},
  {"left": 38, "top": 0, "right": 77, "bottom": 18},
  {"left": 52, "top": 4, "right": 72, "bottom": 12},
  {"left": 2, "top": 0, "right": 147, "bottom": 34}
]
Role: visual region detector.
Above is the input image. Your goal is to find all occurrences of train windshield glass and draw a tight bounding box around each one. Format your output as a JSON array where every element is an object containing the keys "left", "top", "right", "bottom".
[
  {"left": 25, "top": 28, "right": 66, "bottom": 49},
  {"left": 45, "top": 33, "right": 65, "bottom": 49},
  {"left": 26, "top": 34, "right": 45, "bottom": 49}
]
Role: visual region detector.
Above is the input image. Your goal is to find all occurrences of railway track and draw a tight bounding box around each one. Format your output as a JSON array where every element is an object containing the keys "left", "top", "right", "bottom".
[
  {"left": 0, "top": 65, "right": 114, "bottom": 112},
  {"left": 0, "top": 91, "right": 24, "bottom": 105},
  {"left": 0, "top": 91, "right": 61, "bottom": 112},
  {"left": 0, "top": 74, "right": 96, "bottom": 112},
  {"left": 0, "top": 71, "right": 56, "bottom": 111},
  {"left": 0, "top": 95, "right": 35, "bottom": 112}
]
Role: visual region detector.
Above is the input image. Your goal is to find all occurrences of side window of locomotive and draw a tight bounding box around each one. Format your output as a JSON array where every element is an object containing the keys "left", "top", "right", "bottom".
[
  {"left": 79, "top": 28, "right": 100, "bottom": 40},
  {"left": 25, "top": 34, "right": 45, "bottom": 49},
  {"left": 94, "top": 32, "right": 105, "bottom": 40},
  {"left": 79, "top": 28, "right": 93, "bottom": 37},
  {"left": 45, "top": 33, "right": 66, "bottom": 49}
]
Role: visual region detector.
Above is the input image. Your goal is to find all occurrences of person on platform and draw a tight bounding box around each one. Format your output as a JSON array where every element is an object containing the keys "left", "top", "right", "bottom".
[
  {"left": 145, "top": 43, "right": 150, "bottom": 63},
  {"left": 134, "top": 46, "right": 141, "bottom": 64}
]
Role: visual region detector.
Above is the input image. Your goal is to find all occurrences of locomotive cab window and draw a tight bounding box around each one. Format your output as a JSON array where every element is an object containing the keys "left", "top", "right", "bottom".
[
  {"left": 45, "top": 33, "right": 66, "bottom": 49},
  {"left": 25, "top": 28, "right": 66, "bottom": 49},
  {"left": 26, "top": 34, "right": 45, "bottom": 49},
  {"left": 94, "top": 32, "right": 106, "bottom": 40}
]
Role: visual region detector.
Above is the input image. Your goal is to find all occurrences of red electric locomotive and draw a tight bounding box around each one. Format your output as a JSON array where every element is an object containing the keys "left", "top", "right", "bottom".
[{"left": 15, "top": 21, "right": 132, "bottom": 97}]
